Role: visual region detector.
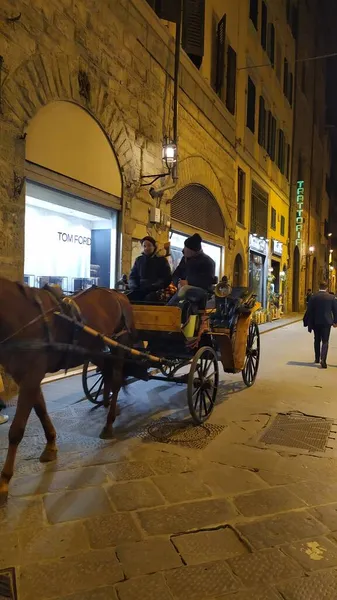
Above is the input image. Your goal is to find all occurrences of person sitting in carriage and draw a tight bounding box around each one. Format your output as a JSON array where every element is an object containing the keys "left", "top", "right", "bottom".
[
  {"left": 168, "top": 233, "right": 216, "bottom": 306},
  {"left": 128, "top": 236, "right": 172, "bottom": 302}
]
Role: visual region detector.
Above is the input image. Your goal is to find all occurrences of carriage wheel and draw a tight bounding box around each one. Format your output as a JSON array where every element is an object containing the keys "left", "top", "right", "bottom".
[
  {"left": 188, "top": 346, "right": 219, "bottom": 425},
  {"left": 82, "top": 361, "right": 105, "bottom": 405},
  {"left": 242, "top": 321, "right": 260, "bottom": 387}
]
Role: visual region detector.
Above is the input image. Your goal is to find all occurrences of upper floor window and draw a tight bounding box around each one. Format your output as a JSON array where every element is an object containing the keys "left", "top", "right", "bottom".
[
  {"left": 267, "top": 23, "right": 275, "bottom": 67},
  {"left": 277, "top": 129, "right": 285, "bottom": 174},
  {"left": 267, "top": 112, "right": 276, "bottom": 160},
  {"left": 226, "top": 45, "right": 237, "bottom": 114},
  {"left": 261, "top": 1, "right": 267, "bottom": 50},
  {"left": 271, "top": 207, "right": 277, "bottom": 230},
  {"left": 249, "top": 0, "right": 259, "bottom": 30},
  {"left": 212, "top": 14, "right": 226, "bottom": 95},
  {"left": 286, "top": 143, "right": 291, "bottom": 181},
  {"left": 258, "top": 96, "right": 267, "bottom": 148},
  {"left": 276, "top": 40, "right": 282, "bottom": 82},
  {"left": 182, "top": 0, "right": 206, "bottom": 70},
  {"left": 247, "top": 77, "right": 256, "bottom": 133},
  {"left": 281, "top": 215, "right": 286, "bottom": 236},
  {"left": 237, "top": 168, "right": 246, "bottom": 225},
  {"left": 283, "top": 59, "right": 293, "bottom": 106}
]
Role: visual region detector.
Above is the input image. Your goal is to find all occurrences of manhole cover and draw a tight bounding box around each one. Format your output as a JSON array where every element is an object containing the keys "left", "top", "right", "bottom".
[
  {"left": 260, "top": 413, "right": 333, "bottom": 452},
  {"left": 140, "top": 418, "right": 226, "bottom": 449},
  {"left": 0, "top": 568, "right": 17, "bottom": 600}
]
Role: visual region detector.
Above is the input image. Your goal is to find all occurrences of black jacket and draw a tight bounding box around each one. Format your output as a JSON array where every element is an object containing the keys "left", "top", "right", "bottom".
[
  {"left": 304, "top": 291, "right": 337, "bottom": 331},
  {"left": 172, "top": 251, "right": 216, "bottom": 292},
  {"left": 129, "top": 253, "right": 171, "bottom": 292}
]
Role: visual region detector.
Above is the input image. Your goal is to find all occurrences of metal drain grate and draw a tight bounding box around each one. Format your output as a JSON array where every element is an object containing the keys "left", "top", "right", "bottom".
[
  {"left": 260, "top": 413, "right": 333, "bottom": 452},
  {"left": 140, "top": 418, "right": 226, "bottom": 450},
  {"left": 0, "top": 568, "right": 17, "bottom": 600}
]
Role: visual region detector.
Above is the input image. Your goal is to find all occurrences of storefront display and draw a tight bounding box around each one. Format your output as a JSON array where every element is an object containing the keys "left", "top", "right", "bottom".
[
  {"left": 169, "top": 231, "right": 222, "bottom": 277},
  {"left": 24, "top": 182, "right": 118, "bottom": 292},
  {"left": 248, "top": 234, "right": 268, "bottom": 307}
]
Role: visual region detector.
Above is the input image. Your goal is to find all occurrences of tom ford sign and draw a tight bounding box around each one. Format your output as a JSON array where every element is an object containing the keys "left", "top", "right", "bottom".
[
  {"left": 58, "top": 232, "right": 91, "bottom": 246},
  {"left": 296, "top": 180, "right": 304, "bottom": 246}
]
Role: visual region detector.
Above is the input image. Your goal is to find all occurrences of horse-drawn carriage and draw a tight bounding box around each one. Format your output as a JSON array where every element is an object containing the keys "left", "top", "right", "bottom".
[{"left": 82, "top": 281, "right": 261, "bottom": 424}]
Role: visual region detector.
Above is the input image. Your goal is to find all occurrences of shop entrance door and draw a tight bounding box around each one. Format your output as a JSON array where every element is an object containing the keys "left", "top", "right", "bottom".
[{"left": 249, "top": 251, "right": 265, "bottom": 304}]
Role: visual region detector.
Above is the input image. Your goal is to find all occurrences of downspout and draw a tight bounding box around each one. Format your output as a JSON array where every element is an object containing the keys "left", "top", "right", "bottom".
[{"left": 150, "top": 0, "right": 182, "bottom": 199}]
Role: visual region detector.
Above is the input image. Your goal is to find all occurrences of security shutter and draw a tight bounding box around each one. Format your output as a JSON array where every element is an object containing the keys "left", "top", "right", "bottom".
[
  {"left": 182, "top": 0, "right": 205, "bottom": 69},
  {"left": 171, "top": 184, "right": 225, "bottom": 238}
]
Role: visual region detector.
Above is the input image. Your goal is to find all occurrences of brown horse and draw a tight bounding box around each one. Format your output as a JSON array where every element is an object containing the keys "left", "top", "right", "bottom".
[{"left": 0, "top": 278, "right": 135, "bottom": 503}]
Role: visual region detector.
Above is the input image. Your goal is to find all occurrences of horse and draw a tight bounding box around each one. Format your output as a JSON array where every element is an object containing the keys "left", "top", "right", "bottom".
[{"left": 0, "top": 278, "right": 135, "bottom": 503}]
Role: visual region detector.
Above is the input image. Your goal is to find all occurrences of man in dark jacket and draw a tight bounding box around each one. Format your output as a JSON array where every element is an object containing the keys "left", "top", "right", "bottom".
[
  {"left": 128, "top": 236, "right": 172, "bottom": 301},
  {"left": 304, "top": 281, "right": 337, "bottom": 368},
  {"left": 168, "top": 233, "right": 216, "bottom": 304}
]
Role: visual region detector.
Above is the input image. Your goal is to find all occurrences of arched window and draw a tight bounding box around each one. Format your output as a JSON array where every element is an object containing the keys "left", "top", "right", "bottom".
[{"left": 233, "top": 253, "right": 244, "bottom": 287}]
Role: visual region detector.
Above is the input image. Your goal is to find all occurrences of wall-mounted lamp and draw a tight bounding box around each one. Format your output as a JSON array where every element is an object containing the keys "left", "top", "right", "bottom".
[
  {"left": 328, "top": 232, "right": 332, "bottom": 237},
  {"left": 309, "top": 245, "right": 315, "bottom": 254},
  {"left": 162, "top": 138, "right": 177, "bottom": 171}
]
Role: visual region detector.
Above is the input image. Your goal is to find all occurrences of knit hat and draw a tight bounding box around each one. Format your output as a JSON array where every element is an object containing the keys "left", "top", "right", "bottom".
[
  {"left": 141, "top": 236, "right": 157, "bottom": 248},
  {"left": 184, "top": 233, "right": 202, "bottom": 252}
]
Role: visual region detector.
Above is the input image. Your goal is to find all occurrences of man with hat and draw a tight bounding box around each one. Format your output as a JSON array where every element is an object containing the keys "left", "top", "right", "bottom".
[
  {"left": 128, "top": 236, "right": 172, "bottom": 301},
  {"left": 168, "top": 233, "right": 216, "bottom": 304}
]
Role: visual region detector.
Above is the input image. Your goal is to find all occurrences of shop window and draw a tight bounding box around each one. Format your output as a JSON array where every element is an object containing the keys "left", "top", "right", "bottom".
[
  {"left": 247, "top": 77, "right": 256, "bottom": 133},
  {"left": 182, "top": 0, "right": 205, "bottom": 70},
  {"left": 251, "top": 181, "right": 268, "bottom": 237},
  {"left": 267, "top": 23, "right": 275, "bottom": 67},
  {"left": 237, "top": 168, "right": 246, "bottom": 225},
  {"left": 281, "top": 215, "right": 286, "bottom": 237},
  {"left": 226, "top": 45, "right": 237, "bottom": 114},
  {"left": 24, "top": 182, "right": 117, "bottom": 292},
  {"left": 213, "top": 13, "right": 226, "bottom": 96},
  {"left": 258, "top": 96, "right": 267, "bottom": 148},
  {"left": 170, "top": 231, "right": 222, "bottom": 277},
  {"left": 271, "top": 207, "right": 277, "bottom": 231},
  {"left": 261, "top": 1, "right": 267, "bottom": 50},
  {"left": 249, "top": 0, "right": 258, "bottom": 30}
]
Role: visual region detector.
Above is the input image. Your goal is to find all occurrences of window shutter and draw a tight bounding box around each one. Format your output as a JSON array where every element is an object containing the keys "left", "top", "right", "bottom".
[
  {"left": 291, "top": 4, "right": 298, "bottom": 39},
  {"left": 286, "top": 143, "right": 291, "bottom": 180},
  {"left": 276, "top": 41, "right": 282, "bottom": 81},
  {"left": 146, "top": 0, "right": 156, "bottom": 9},
  {"left": 182, "top": 0, "right": 205, "bottom": 69},
  {"left": 261, "top": 1, "right": 267, "bottom": 50},
  {"left": 215, "top": 14, "right": 226, "bottom": 94},
  {"left": 249, "top": 0, "right": 258, "bottom": 29},
  {"left": 267, "top": 23, "right": 275, "bottom": 67},
  {"left": 156, "top": 0, "right": 180, "bottom": 22},
  {"left": 288, "top": 72, "right": 293, "bottom": 106},
  {"left": 247, "top": 77, "right": 256, "bottom": 133},
  {"left": 271, "top": 117, "right": 276, "bottom": 161},
  {"left": 258, "top": 96, "right": 266, "bottom": 147},
  {"left": 283, "top": 58, "right": 289, "bottom": 97},
  {"left": 226, "top": 45, "right": 237, "bottom": 114}
]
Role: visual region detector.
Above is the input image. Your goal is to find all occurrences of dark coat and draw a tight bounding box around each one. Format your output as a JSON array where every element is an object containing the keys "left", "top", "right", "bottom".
[
  {"left": 129, "top": 253, "right": 172, "bottom": 292},
  {"left": 304, "top": 291, "right": 337, "bottom": 332},
  {"left": 172, "top": 251, "right": 216, "bottom": 292}
]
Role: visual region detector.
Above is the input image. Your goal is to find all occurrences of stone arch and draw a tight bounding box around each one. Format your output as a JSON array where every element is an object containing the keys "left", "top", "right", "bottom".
[
  {"left": 167, "top": 155, "right": 234, "bottom": 235},
  {"left": 3, "top": 52, "right": 139, "bottom": 191},
  {"left": 232, "top": 237, "right": 247, "bottom": 285}
]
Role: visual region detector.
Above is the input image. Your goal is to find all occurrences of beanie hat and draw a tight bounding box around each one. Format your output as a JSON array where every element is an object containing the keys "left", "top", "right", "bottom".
[
  {"left": 141, "top": 236, "right": 157, "bottom": 248},
  {"left": 184, "top": 233, "right": 202, "bottom": 252}
]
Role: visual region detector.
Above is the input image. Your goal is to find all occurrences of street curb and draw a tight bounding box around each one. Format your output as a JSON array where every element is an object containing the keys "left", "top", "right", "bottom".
[{"left": 260, "top": 317, "right": 303, "bottom": 335}]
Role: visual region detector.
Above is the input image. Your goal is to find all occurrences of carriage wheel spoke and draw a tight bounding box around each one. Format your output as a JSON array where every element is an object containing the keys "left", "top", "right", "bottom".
[
  {"left": 194, "top": 389, "right": 201, "bottom": 410},
  {"left": 205, "top": 389, "right": 214, "bottom": 406},
  {"left": 94, "top": 378, "right": 104, "bottom": 402}
]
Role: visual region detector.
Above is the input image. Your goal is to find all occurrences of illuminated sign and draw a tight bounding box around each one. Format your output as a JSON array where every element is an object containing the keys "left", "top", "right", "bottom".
[
  {"left": 296, "top": 180, "right": 304, "bottom": 246},
  {"left": 249, "top": 234, "right": 268, "bottom": 255},
  {"left": 272, "top": 240, "right": 283, "bottom": 257}
]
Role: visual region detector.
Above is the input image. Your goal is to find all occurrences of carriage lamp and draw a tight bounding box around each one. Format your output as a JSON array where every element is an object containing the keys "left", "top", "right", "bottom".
[
  {"left": 162, "top": 139, "right": 177, "bottom": 170},
  {"left": 309, "top": 245, "right": 315, "bottom": 254}
]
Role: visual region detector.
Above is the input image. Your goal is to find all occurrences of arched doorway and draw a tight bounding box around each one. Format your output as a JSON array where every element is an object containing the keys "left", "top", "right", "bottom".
[
  {"left": 292, "top": 246, "right": 300, "bottom": 311},
  {"left": 24, "top": 101, "right": 122, "bottom": 291},
  {"left": 170, "top": 184, "right": 225, "bottom": 276},
  {"left": 233, "top": 254, "right": 244, "bottom": 287},
  {"left": 312, "top": 257, "right": 317, "bottom": 291}
]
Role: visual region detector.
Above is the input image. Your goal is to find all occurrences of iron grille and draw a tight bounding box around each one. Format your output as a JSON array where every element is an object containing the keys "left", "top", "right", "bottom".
[{"left": 171, "top": 184, "right": 225, "bottom": 238}]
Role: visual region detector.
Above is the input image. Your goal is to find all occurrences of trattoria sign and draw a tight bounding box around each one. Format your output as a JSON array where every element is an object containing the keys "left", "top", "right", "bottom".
[{"left": 296, "top": 180, "right": 304, "bottom": 246}]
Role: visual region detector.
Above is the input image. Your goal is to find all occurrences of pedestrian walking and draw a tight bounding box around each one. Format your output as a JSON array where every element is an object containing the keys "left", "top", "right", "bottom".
[
  {"left": 303, "top": 281, "right": 337, "bottom": 368},
  {"left": 306, "top": 289, "right": 312, "bottom": 305}
]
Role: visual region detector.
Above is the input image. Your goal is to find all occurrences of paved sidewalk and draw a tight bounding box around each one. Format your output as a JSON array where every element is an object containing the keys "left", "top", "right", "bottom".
[
  {"left": 259, "top": 312, "right": 303, "bottom": 334},
  {"left": 1, "top": 320, "right": 337, "bottom": 599}
]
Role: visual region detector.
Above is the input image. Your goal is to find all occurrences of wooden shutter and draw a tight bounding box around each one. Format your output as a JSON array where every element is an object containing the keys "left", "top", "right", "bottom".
[
  {"left": 226, "top": 44, "right": 236, "bottom": 114},
  {"left": 288, "top": 72, "right": 293, "bottom": 106},
  {"left": 270, "top": 117, "right": 276, "bottom": 161},
  {"left": 247, "top": 77, "right": 256, "bottom": 133},
  {"left": 249, "top": 0, "right": 258, "bottom": 29},
  {"left": 267, "top": 23, "right": 275, "bottom": 67},
  {"left": 283, "top": 58, "right": 289, "bottom": 96},
  {"left": 215, "top": 14, "right": 226, "bottom": 94},
  {"left": 258, "top": 96, "right": 266, "bottom": 147},
  {"left": 182, "top": 0, "right": 205, "bottom": 69},
  {"left": 261, "top": 2, "right": 267, "bottom": 50},
  {"left": 156, "top": 0, "right": 180, "bottom": 22}
]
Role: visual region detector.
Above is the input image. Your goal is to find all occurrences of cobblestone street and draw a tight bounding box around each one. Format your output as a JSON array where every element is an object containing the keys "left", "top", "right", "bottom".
[{"left": 2, "top": 319, "right": 337, "bottom": 599}]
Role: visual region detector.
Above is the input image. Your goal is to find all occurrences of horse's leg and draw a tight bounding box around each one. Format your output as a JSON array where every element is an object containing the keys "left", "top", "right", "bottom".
[
  {"left": 100, "top": 367, "right": 122, "bottom": 439},
  {"left": 0, "top": 385, "right": 36, "bottom": 503},
  {"left": 34, "top": 389, "right": 57, "bottom": 463}
]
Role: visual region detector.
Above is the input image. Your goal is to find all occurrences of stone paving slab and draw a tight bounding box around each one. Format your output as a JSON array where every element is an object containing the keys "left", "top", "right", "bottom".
[
  {"left": 311, "top": 503, "right": 337, "bottom": 531},
  {"left": 277, "top": 568, "right": 337, "bottom": 600},
  {"left": 233, "top": 487, "right": 306, "bottom": 517},
  {"left": 10, "top": 467, "right": 107, "bottom": 496},
  {"left": 288, "top": 481, "right": 337, "bottom": 506},
  {"left": 152, "top": 472, "right": 212, "bottom": 503},
  {"left": 136, "top": 498, "right": 237, "bottom": 535},
  {"left": 107, "top": 480, "right": 165, "bottom": 511},
  {"left": 257, "top": 469, "right": 302, "bottom": 486},
  {"left": 236, "top": 511, "right": 329, "bottom": 549},
  {"left": 116, "top": 538, "right": 182, "bottom": 577},
  {"left": 19, "top": 522, "right": 90, "bottom": 565},
  {"left": 0, "top": 496, "right": 45, "bottom": 533},
  {"left": 105, "top": 461, "right": 155, "bottom": 481},
  {"left": 20, "top": 549, "right": 124, "bottom": 600},
  {"left": 283, "top": 536, "right": 337, "bottom": 571},
  {"left": 199, "top": 465, "right": 268, "bottom": 496},
  {"left": 213, "top": 589, "right": 282, "bottom": 600},
  {"left": 171, "top": 528, "right": 247, "bottom": 565},
  {"left": 115, "top": 572, "right": 174, "bottom": 600},
  {"left": 0, "top": 531, "right": 19, "bottom": 568},
  {"left": 44, "top": 487, "right": 113, "bottom": 524},
  {"left": 85, "top": 513, "right": 143, "bottom": 549},
  {"left": 59, "top": 588, "right": 118, "bottom": 600},
  {"left": 147, "top": 454, "right": 200, "bottom": 475},
  {"left": 227, "top": 548, "right": 303, "bottom": 587},
  {"left": 164, "top": 560, "right": 239, "bottom": 599}
]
